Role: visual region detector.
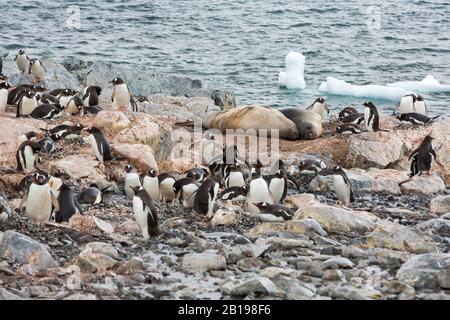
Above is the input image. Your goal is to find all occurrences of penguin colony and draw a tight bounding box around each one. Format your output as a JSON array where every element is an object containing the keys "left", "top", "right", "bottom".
[{"left": 0, "top": 49, "right": 441, "bottom": 241}]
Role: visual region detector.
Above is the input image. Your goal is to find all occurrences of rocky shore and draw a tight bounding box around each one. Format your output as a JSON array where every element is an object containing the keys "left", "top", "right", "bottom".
[{"left": 0, "top": 58, "right": 450, "bottom": 300}]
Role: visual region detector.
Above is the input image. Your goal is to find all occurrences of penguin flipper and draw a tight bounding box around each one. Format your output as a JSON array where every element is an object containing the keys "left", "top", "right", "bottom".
[
  {"left": 431, "top": 149, "right": 437, "bottom": 160},
  {"left": 51, "top": 192, "right": 60, "bottom": 213},
  {"left": 111, "top": 87, "right": 116, "bottom": 103},
  {"left": 14, "top": 54, "right": 18, "bottom": 62}
]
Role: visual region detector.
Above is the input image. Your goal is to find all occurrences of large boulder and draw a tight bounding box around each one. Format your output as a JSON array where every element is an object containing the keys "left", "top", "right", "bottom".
[
  {"left": 397, "top": 253, "right": 450, "bottom": 290},
  {"left": 365, "top": 220, "right": 438, "bottom": 254},
  {"left": 182, "top": 251, "right": 226, "bottom": 272},
  {"left": 299, "top": 205, "right": 377, "bottom": 235},
  {"left": 400, "top": 173, "right": 445, "bottom": 194},
  {"left": 430, "top": 195, "right": 450, "bottom": 215},
  {"left": 2, "top": 59, "right": 80, "bottom": 91},
  {"left": 0, "top": 231, "right": 58, "bottom": 269},
  {"left": 113, "top": 143, "right": 158, "bottom": 171}
]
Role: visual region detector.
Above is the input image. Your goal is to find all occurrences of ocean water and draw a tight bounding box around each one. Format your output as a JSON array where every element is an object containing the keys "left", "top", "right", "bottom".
[{"left": 1, "top": 0, "right": 449, "bottom": 116}]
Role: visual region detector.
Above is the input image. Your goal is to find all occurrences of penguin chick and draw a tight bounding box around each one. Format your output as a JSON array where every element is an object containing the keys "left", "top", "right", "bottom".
[
  {"left": 194, "top": 176, "right": 221, "bottom": 218},
  {"left": 158, "top": 173, "right": 177, "bottom": 203},
  {"left": 339, "top": 106, "right": 359, "bottom": 119},
  {"left": 330, "top": 166, "right": 355, "bottom": 206},
  {"left": 131, "top": 185, "right": 159, "bottom": 240},
  {"left": 16, "top": 141, "right": 41, "bottom": 173},
  {"left": 55, "top": 184, "right": 80, "bottom": 223},
  {"left": 409, "top": 135, "right": 436, "bottom": 178},
  {"left": 173, "top": 177, "right": 199, "bottom": 208},
  {"left": 77, "top": 183, "right": 102, "bottom": 205},
  {"left": 37, "top": 136, "right": 57, "bottom": 154},
  {"left": 124, "top": 164, "right": 142, "bottom": 200},
  {"left": 29, "top": 58, "right": 46, "bottom": 83},
  {"left": 254, "top": 202, "right": 294, "bottom": 221}
]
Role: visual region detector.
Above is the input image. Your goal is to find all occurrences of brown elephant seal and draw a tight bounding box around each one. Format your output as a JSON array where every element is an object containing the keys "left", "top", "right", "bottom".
[
  {"left": 203, "top": 105, "right": 299, "bottom": 140},
  {"left": 278, "top": 108, "right": 323, "bottom": 140}
]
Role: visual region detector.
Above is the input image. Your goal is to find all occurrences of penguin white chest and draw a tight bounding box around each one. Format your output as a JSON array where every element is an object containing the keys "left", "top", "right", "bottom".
[
  {"left": 143, "top": 176, "right": 160, "bottom": 202},
  {"left": 399, "top": 96, "right": 414, "bottom": 114},
  {"left": 364, "top": 107, "right": 373, "bottom": 131},
  {"left": 227, "top": 171, "right": 245, "bottom": 188},
  {"left": 26, "top": 184, "right": 52, "bottom": 224},
  {"left": 59, "top": 96, "right": 72, "bottom": 108},
  {"left": 160, "top": 178, "right": 176, "bottom": 202},
  {"left": 0, "top": 89, "right": 8, "bottom": 112},
  {"left": 112, "top": 84, "right": 131, "bottom": 109},
  {"left": 125, "top": 173, "right": 142, "bottom": 200},
  {"left": 16, "top": 55, "right": 29, "bottom": 73},
  {"left": 269, "top": 177, "right": 285, "bottom": 203},
  {"left": 88, "top": 134, "right": 103, "bottom": 163},
  {"left": 414, "top": 101, "right": 427, "bottom": 116},
  {"left": 333, "top": 175, "right": 350, "bottom": 204},
  {"left": 132, "top": 196, "right": 149, "bottom": 240},
  {"left": 249, "top": 178, "right": 272, "bottom": 204},
  {"left": 182, "top": 183, "right": 199, "bottom": 208},
  {"left": 21, "top": 97, "right": 38, "bottom": 115},
  {"left": 31, "top": 61, "right": 44, "bottom": 79},
  {"left": 21, "top": 145, "right": 36, "bottom": 173}
]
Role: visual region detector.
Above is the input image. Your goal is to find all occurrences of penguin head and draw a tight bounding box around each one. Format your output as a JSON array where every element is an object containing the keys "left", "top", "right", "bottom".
[
  {"left": 24, "top": 91, "right": 35, "bottom": 98},
  {"left": 147, "top": 168, "right": 158, "bottom": 177},
  {"left": 33, "top": 85, "right": 46, "bottom": 92},
  {"left": 124, "top": 164, "right": 134, "bottom": 173},
  {"left": 363, "top": 101, "right": 375, "bottom": 108},
  {"left": 0, "top": 74, "right": 8, "bottom": 81},
  {"left": 130, "top": 185, "right": 144, "bottom": 195},
  {"left": 316, "top": 97, "right": 325, "bottom": 104},
  {"left": 423, "top": 135, "right": 434, "bottom": 143},
  {"left": 416, "top": 95, "right": 424, "bottom": 102},
  {"left": 33, "top": 172, "right": 49, "bottom": 185},
  {"left": 0, "top": 82, "right": 11, "bottom": 90},
  {"left": 19, "top": 49, "right": 25, "bottom": 55},
  {"left": 110, "top": 78, "right": 124, "bottom": 85},
  {"left": 82, "top": 126, "right": 100, "bottom": 135},
  {"left": 254, "top": 202, "right": 268, "bottom": 210}
]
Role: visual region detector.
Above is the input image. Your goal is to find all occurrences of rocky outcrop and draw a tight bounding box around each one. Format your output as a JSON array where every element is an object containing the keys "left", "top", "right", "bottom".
[
  {"left": 0, "top": 231, "right": 58, "bottom": 270},
  {"left": 430, "top": 195, "right": 450, "bottom": 215}
]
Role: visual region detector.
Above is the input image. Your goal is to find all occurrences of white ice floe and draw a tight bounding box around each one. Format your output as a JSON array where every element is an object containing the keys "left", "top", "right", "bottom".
[
  {"left": 278, "top": 51, "right": 306, "bottom": 89},
  {"left": 388, "top": 75, "right": 450, "bottom": 93},
  {"left": 318, "top": 76, "right": 412, "bottom": 101}
]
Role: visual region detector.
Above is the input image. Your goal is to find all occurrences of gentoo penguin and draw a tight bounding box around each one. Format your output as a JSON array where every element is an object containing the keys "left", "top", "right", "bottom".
[
  {"left": 173, "top": 177, "right": 199, "bottom": 208},
  {"left": 408, "top": 135, "right": 436, "bottom": 178},
  {"left": 26, "top": 172, "right": 53, "bottom": 224},
  {"left": 336, "top": 123, "right": 364, "bottom": 134},
  {"left": 142, "top": 169, "right": 160, "bottom": 203},
  {"left": 224, "top": 164, "right": 247, "bottom": 188},
  {"left": 124, "top": 164, "right": 142, "bottom": 200},
  {"left": 396, "top": 113, "right": 439, "bottom": 126},
  {"left": 246, "top": 160, "right": 274, "bottom": 214},
  {"left": 16, "top": 141, "right": 41, "bottom": 173},
  {"left": 58, "top": 89, "right": 76, "bottom": 109},
  {"left": 338, "top": 106, "right": 359, "bottom": 119},
  {"left": 363, "top": 101, "right": 381, "bottom": 132},
  {"left": 17, "top": 131, "right": 41, "bottom": 145},
  {"left": 110, "top": 78, "right": 133, "bottom": 111},
  {"left": 298, "top": 158, "right": 326, "bottom": 174},
  {"left": 49, "top": 88, "right": 78, "bottom": 97},
  {"left": 0, "top": 81, "right": 11, "bottom": 112},
  {"left": 66, "top": 95, "right": 84, "bottom": 116},
  {"left": 305, "top": 97, "right": 329, "bottom": 117},
  {"left": 268, "top": 159, "right": 299, "bottom": 203},
  {"left": 37, "top": 137, "right": 57, "bottom": 154},
  {"left": 83, "top": 127, "right": 113, "bottom": 163},
  {"left": 330, "top": 166, "right": 355, "bottom": 206},
  {"left": 29, "top": 103, "right": 63, "bottom": 119},
  {"left": 48, "top": 123, "right": 84, "bottom": 141},
  {"left": 398, "top": 94, "right": 416, "bottom": 115},
  {"left": 29, "top": 58, "right": 46, "bottom": 82},
  {"left": 14, "top": 49, "right": 30, "bottom": 74},
  {"left": 17, "top": 91, "right": 38, "bottom": 116},
  {"left": 158, "top": 173, "right": 177, "bottom": 203},
  {"left": 84, "top": 105, "right": 103, "bottom": 115},
  {"left": 198, "top": 132, "right": 218, "bottom": 164},
  {"left": 82, "top": 86, "right": 102, "bottom": 107},
  {"left": 221, "top": 186, "right": 247, "bottom": 201},
  {"left": 194, "top": 176, "right": 221, "bottom": 218},
  {"left": 254, "top": 202, "right": 294, "bottom": 221},
  {"left": 131, "top": 186, "right": 159, "bottom": 240},
  {"left": 339, "top": 112, "right": 365, "bottom": 125},
  {"left": 77, "top": 183, "right": 102, "bottom": 205},
  {"left": 185, "top": 167, "right": 209, "bottom": 184},
  {"left": 54, "top": 184, "right": 80, "bottom": 223}
]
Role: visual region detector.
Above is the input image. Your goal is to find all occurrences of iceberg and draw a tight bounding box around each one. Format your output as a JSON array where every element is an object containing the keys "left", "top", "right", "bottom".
[
  {"left": 278, "top": 51, "right": 306, "bottom": 89},
  {"left": 387, "top": 75, "right": 450, "bottom": 93},
  {"left": 318, "top": 76, "right": 412, "bottom": 101}
]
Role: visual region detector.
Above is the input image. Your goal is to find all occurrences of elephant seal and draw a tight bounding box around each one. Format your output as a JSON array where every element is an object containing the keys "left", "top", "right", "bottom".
[
  {"left": 278, "top": 108, "right": 323, "bottom": 140},
  {"left": 203, "top": 105, "right": 299, "bottom": 140}
]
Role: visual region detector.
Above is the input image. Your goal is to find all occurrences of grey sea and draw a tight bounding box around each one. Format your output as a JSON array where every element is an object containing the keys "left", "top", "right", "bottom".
[{"left": 1, "top": 0, "right": 449, "bottom": 116}]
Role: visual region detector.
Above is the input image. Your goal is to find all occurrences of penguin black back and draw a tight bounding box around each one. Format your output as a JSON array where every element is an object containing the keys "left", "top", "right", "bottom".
[
  {"left": 408, "top": 135, "right": 436, "bottom": 178},
  {"left": 55, "top": 184, "right": 79, "bottom": 223}
]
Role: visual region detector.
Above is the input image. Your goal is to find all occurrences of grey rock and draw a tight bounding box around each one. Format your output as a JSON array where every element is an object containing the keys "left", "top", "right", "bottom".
[
  {"left": 430, "top": 195, "right": 450, "bottom": 215},
  {"left": 182, "top": 252, "right": 226, "bottom": 272},
  {"left": 0, "top": 231, "right": 58, "bottom": 270},
  {"left": 0, "top": 288, "right": 22, "bottom": 300},
  {"left": 271, "top": 274, "right": 316, "bottom": 299},
  {"left": 230, "top": 277, "right": 283, "bottom": 297},
  {"left": 63, "top": 293, "right": 97, "bottom": 300},
  {"left": 397, "top": 253, "right": 450, "bottom": 290},
  {"left": 0, "top": 192, "right": 13, "bottom": 222},
  {"left": 438, "top": 270, "right": 450, "bottom": 289},
  {"left": 320, "top": 257, "right": 354, "bottom": 270},
  {"left": 415, "top": 218, "right": 450, "bottom": 237}
]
